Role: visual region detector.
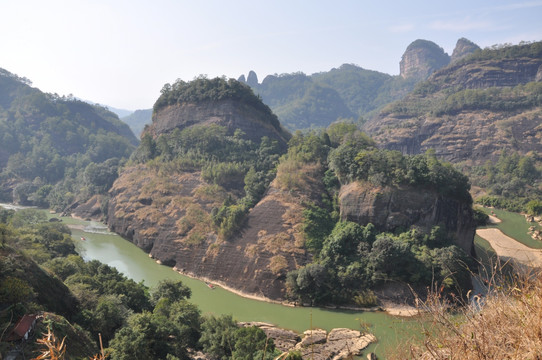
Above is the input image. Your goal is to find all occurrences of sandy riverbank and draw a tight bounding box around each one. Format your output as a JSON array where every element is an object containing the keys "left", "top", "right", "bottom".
[{"left": 477, "top": 228, "right": 542, "bottom": 268}]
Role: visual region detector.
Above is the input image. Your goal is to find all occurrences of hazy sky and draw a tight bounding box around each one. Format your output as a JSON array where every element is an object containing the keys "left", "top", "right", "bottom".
[{"left": 1, "top": 0, "right": 541, "bottom": 110}]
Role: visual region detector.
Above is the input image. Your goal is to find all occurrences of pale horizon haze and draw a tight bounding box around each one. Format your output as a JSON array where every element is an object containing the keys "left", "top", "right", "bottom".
[{"left": 1, "top": 0, "right": 541, "bottom": 111}]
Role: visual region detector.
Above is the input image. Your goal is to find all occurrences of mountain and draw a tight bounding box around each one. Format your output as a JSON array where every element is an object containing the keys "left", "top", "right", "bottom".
[
  {"left": 240, "top": 64, "right": 416, "bottom": 130},
  {"left": 121, "top": 109, "right": 152, "bottom": 138},
  {"left": 399, "top": 39, "right": 450, "bottom": 81},
  {"left": 0, "top": 67, "right": 138, "bottom": 209},
  {"left": 363, "top": 41, "right": 542, "bottom": 164},
  {"left": 103, "top": 77, "right": 475, "bottom": 303},
  {"left": 115, "top": 39, "right": 457, "bottom": 134}
]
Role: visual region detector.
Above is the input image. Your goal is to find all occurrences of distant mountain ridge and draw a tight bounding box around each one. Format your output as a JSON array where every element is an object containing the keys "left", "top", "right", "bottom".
[
  {"left": 363, "top": 40, "right": 542, "bottom": 164},
  {"left": 115, "top": 38, "right": 480, "bottom": 133}
]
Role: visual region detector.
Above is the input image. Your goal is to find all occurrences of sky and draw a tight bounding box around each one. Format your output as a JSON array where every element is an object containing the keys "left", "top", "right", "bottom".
[{"left": 1, "top": 0, "right": 541, "bottom": 111}]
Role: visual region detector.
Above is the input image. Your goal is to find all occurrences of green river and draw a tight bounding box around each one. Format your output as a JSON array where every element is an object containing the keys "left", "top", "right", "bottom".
[
  {"left": 0, "top": 202, "right": 418, "bottom": 358},
  {"left": 62, "top": 216, "right": 419, "bottom": 358}
]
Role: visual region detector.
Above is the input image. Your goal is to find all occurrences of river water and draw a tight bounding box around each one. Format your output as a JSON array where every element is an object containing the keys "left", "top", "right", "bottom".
[{"left": 1, "top": 204, "right": 419, "bottom": 357}]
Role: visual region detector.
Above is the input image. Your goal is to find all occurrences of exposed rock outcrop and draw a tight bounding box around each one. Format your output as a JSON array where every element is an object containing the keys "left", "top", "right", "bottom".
[
  {"left": 400, "top": 39, "right": 450, "bottom": 81},
  {"left": 295, "top": 328, "right": 376, "bottom": 360},
  {"left": 366, "top": 41, "right": 542, "bottom": 164},
  {"left": 451, "top": 38, "right": 481, "bottom": 63},
  {"left": 106, "top": 164, "right": 311, "bottom": 300},
  {"left": 241, "top": 323, "right": 376, "bottom": 360},
  {"left": 339, "top": 182, "right": 476, "bottom": 255},
  {"left": 247, "top": 70, "right": 259, "bottom": 87},
  {"left": 146, "top": 99, "right": 289, "bottom": 148}
]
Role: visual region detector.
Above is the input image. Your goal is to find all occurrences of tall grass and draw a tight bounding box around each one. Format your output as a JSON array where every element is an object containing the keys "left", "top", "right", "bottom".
[{"left": 390, "top": 262, "right": 542, "bottom": 359}]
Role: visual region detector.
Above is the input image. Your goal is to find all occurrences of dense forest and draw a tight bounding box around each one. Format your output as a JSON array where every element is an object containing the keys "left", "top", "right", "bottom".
[
  {"left": 0, "top": 68, "right": 138, "bottom": 212},
  {"left": 239, "top": 65, "right": 418, "bottom": 130},
  {"left": 269, "top": 125, "right": 473, "bottom": 306},
  {"left": 0, "top": 208, "right": 294, "bottom": 360}
]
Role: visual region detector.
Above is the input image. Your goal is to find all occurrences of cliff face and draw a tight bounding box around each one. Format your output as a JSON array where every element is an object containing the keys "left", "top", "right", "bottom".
[
  {"left": 365, "top": 42, "right": 542, "bottom": 163},
  {"left": 400, "top": 39, "right": 450, "bottom": 81},
  {"left": 147, "top": 100, "right": 290, "bottom": 147},
  {"left": 431, "top": 58, "right": 542, "bottom": 89},
  {"left": 106, "top": 165, "right": 310, "bottom": 300},
  {"left": 339, "top": 182, "right": 476, "bottom": 255}
]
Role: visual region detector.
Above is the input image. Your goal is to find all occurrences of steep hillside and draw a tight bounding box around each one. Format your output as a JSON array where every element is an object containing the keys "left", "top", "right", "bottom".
[
  {"left": 399, "top": 39, "right": 450, "bottom": 81},
  {"left": 107, "top": 81, "right": 476, "bottom": 303},
  {"left": 0, "top": 67, "right": 138, "bottom": 210},
  {"left": 364, "top": 41, "right": 542, "bottom": 164}
]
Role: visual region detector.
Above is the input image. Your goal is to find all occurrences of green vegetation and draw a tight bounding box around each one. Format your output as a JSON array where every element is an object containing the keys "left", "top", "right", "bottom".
[
  {"left": 274, "top": 123, "right": 474, "bottom": 306},
  {"left": 154, "top": 76, "right": 281, "bottom": 132},
  {"left": 130, "top": 123, "right": 284, "bottom": 240},
  {"left": 0, "top": 208, "right": 279, "bottom": 359},
  {"left": 466, "top": 150, "right": 542, "bottom": 214},
  {"left": 0, "top": 68, "right": 137, "bottom": 211},
  {"left": 457, "top": 40, "right": 542, "bottom": 64},
  {"left": 242, "top": 65, "right": 417, "bottom": 131}
]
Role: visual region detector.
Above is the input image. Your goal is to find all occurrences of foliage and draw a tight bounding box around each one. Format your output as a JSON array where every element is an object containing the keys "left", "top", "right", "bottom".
[
  {"left": 244, "top": 65, "right": 416, "bottom": 131},
  {"left": 150, "top": 278, "right": 192, "bottom": 305},
  {"left": 0, "top": 72, "right": 137, "bottom": 209},
  {"left": 199, "top": 315, "right": 276, "bottom": 360},
  {"left": 331, "top": 148, "right": 472, "bottom": 203},
  {"left": 468, "top": 150, "right": 542, "bottom": 212},
  {"left": 287, "top": 221, "right": 472, "bottom": 306},
  {"left": 131, "top": 124, "right": 283, "bottom": 240},
  {"left": 154, "top": 76, "right": 281, "bottom": 131}
]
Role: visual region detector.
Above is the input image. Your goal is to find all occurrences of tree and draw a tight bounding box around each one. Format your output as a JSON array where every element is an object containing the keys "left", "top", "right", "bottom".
[
  {"left": 199, "top": 314, "right": 238, "bottom": 360},
  {"left": 232, "top": 326, "right": 274, "bottom": 360},
  {"left": 151, "top": 279, "right": 192, "bottom": 305}
]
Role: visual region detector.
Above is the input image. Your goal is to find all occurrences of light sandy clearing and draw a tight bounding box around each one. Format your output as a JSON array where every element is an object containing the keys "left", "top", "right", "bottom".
[{"left": 476, "top": 228, "right": 542, "bottom": 268}]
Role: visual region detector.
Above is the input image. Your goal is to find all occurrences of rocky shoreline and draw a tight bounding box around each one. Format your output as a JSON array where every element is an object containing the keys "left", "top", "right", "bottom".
[{"left": 239, "top": 322, "right": 377, "bottom": 360}]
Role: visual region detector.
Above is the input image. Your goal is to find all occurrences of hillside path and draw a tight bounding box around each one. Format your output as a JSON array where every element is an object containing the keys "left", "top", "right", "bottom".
[{"left": 476, "top": 228, "right": 542, "bottom": 268}]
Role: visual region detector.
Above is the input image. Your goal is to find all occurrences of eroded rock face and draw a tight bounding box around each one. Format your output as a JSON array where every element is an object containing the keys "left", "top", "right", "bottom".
[
  {"left": 400, "top": 39, "right": 450, "bottom": 80},
  {"left": 339, "top": 182, "right": 476, "bottom": 255},
  {"left": 296, "top": 328, "right": 377, "bottom": 360},
  {"left": 451, "top": 38, "right": 481, "bottom": 63},
  {"left": 241, "top": 323, "right": 377, "bottom": 360},
  {"left": 147, "top": 100, "right": 289, "bottom": 148},
  {"left": 106, "top": 164, "right": 311, "bottom": 300}
]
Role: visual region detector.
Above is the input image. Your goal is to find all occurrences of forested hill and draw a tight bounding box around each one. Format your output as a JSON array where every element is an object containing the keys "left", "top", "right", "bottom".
[
  {"left": 104, "top": 76, "right": 476, "bottom": 303},
  {"left": 239, "top": 65, "right": 416, "bottom": 130},
  {"left": 0, "top": 67, "right": 138, "bottom": 210}
]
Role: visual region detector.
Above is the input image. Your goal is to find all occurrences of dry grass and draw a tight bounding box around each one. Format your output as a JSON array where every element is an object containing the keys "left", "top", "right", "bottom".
[
  {"left": 32, "top": 327, "right": 108, "bottom": 360},
  {"left": 268, "top": 255, "right": 288, "bottom": 275},
  {"left": 394, "top": 267, "right": 542, "bottom": 359}
]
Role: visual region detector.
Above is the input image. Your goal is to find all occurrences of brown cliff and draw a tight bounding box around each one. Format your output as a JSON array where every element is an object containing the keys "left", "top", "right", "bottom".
[
  {"left": 400, "top": 39, "right": 450, "bottom": 81},
  {"left": 366, "top": 41, "right": 542, "bottom": 163},
  {"left": 106, "top": 164, "right": 312, "bottom": 300},
  {"left": 339, "top": 181, "right": 476, "bottom": 255},
  {"left": 146, "top": 99, "right": 290, "bottom": 147}
]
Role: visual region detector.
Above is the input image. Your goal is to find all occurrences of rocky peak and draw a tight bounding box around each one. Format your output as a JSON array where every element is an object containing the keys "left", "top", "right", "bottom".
[
  {"left": 451, "top": 37, "right": 481, "bottom": 63},
  {"left": 247, "top": 70, "right": 259, "bottom": 87},
  {"left": 237, "top": 74, "right": 246, "bottom": 83},
  {"left": 400, "top": 39, "right": 450, "bottom": 80}
]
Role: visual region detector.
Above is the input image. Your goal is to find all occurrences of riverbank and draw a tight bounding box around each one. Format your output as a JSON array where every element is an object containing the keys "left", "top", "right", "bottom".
[{"left": 476, "top": 228, "right": 542, "bottom": 268}]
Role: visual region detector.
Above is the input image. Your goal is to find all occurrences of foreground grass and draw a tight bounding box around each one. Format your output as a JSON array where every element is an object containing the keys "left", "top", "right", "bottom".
[{"left": 390, "top": 266, "right": 542, "bottom": 359}]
